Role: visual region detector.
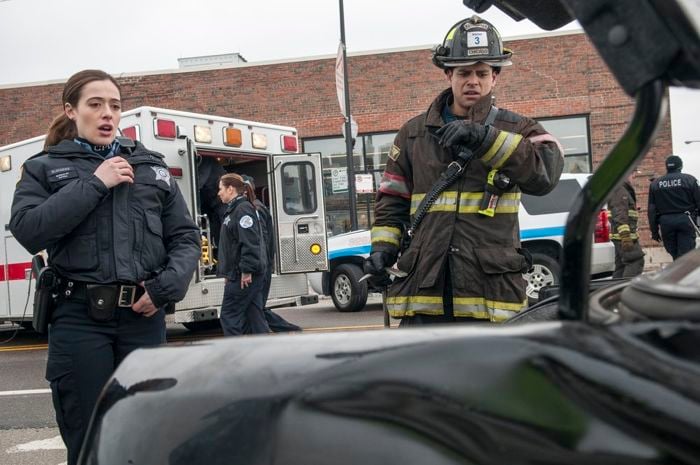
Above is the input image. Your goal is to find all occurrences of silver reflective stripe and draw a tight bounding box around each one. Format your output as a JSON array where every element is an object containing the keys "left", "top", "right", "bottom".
[{"left": 489, "top": 132, "right": 522, "bottom": 169}]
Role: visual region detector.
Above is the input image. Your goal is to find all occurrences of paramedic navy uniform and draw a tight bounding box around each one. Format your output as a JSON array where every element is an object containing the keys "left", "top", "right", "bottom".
[
  {"left": 9, "top": 139, "right": 200, "bottom": 465},
  {"left": 217, "top": 194, "right": 270, "bottom": 335}
]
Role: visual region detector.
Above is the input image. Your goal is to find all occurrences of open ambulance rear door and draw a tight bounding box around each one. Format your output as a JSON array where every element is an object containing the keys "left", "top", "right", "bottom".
[{"left": 271, "top": 153, "right": 328, "bottom": 274}]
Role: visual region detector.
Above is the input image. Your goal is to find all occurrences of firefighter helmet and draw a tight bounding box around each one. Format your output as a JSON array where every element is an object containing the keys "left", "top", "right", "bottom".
[{"left": 432, "top": 15, "right": 513, "bottom": 69}]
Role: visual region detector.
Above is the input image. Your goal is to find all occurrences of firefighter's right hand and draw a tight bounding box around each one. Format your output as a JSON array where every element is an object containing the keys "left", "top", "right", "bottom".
[
  {"left": 363, "top": 252, "right": 394, "bottom": 287},
  {"left": 363, "top": 251, "right": 394, "bottom": 276},
  {"left": 94, "top": 156, "right": 134, "bottom": 188},
  {"left": 436, "top": 121, "right": 489, "bottom": 151}
]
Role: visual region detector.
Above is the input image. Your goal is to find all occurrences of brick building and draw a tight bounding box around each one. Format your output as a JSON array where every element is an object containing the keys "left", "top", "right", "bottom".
[{"left": 0, "top": 30, "right": 671, "bottom": 246}]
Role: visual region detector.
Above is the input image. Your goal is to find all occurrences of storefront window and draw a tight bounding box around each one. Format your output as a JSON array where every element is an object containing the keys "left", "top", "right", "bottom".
[
  {"left": 304, "top": 132, "right": 395, "bottom": 235},
  {"left": 538, "top": 116, "right": 592, "bottom": 173}
]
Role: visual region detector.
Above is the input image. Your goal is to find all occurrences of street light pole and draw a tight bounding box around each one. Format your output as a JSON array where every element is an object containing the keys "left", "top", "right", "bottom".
[{"left": 338, "top": 0, "right": 358, "bottom": 231}]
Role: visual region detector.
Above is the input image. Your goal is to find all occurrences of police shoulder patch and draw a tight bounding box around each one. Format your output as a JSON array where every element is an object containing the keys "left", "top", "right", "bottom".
[
  {"left": 388, "top": 144, "right": 401, "bottom": 161},
  {"left": 239, "top": 215, "right": 254, "bottom": 229}
]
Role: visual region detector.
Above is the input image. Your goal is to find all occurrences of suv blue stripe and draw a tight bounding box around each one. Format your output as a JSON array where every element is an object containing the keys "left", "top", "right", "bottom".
[
  {"left": 520, "top": 226, "right": 565, "bottom": 240},
  {"left": 329, "top": 245, "right": 371, "bottom": 260}
]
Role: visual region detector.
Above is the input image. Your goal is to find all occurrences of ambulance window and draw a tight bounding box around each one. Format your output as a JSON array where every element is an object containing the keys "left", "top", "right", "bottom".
[{"left": 282, "top": 162, "right": 317, "bottom": 215}]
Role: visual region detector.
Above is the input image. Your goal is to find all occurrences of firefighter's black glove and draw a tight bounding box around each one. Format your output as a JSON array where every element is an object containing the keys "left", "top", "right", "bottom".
[
  {"left": 363, "top": 251, "right": 394, "bottom": 287},
  {"left": 436, "top": 121, "right": 489, "bottom": 152}
]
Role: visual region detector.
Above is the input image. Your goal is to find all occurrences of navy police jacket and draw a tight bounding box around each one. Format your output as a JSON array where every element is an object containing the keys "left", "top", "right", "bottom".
[
  {"left": 217, "top": 195, "right": 267, "bottom": 280},
  {"left": 9, "top": 139, "right": 200, "bottom": 308}
]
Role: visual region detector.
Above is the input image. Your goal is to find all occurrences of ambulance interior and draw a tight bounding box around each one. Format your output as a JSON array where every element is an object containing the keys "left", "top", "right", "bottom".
[{"left": 194, "top": 149, "right": 270, "bottom": 276}]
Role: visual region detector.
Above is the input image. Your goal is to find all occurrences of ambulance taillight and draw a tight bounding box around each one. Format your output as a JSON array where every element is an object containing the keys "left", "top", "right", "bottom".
[
  {"left": 252, "top": 132, "right": 267, "bottom": 150},
  {"left": 281, "top": 135, "right": 298, "bottom": 153},
  {"left": 223, "top": 127, "right": 242, "bottom": 147},
  {"left": 122, "top": 125, "right": 140, "bottom": 141},
  {"left": 169, "top": 167, "right": 183, "bottom": 178},
  {"left": 154, "top": 119, "right": 177, "bottom": 139}
]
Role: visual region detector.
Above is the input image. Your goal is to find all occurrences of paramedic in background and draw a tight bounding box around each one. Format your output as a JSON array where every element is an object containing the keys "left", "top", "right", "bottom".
[
  {"left": 217, "top": 173, "right": 270, "bottom": 335},
  {"left": 648, "top": 154, "right": 700, "bottom": 260},
  {"left": 242, "top": 175, "right": 302, "bottom": 332},
  {"left": 607, "top": 170, "right": 645, "bottom": 278},
  {"left": 9, "top": 69, "right": 200, "bottom": 465},
  {"left": 198, "top": 156, "right": 227, "bottom": 250},
  {"left": 364, "top": 16, "right": 563, "bottom": 325}
]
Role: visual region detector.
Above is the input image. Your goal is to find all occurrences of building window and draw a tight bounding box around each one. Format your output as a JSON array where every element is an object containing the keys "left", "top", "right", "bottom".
[
  {"left": 538, "top": 115, "right": 591, "bottom": 173},
  {"left": 304, "top": 132, "right": 396, "bottom": 235}
]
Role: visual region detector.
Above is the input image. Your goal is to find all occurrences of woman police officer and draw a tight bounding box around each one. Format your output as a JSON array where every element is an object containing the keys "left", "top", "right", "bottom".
[
  {"left": 216, "top": 173, "right": 270, "bottom": 336},
  {"left": 9, "top": 69, "right": 200, "bottom": 465}
]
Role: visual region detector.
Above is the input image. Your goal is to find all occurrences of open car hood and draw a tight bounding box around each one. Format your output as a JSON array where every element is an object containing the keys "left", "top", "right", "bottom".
[{"left": 464, "top": 0, "right": 700, "bottom": 96}]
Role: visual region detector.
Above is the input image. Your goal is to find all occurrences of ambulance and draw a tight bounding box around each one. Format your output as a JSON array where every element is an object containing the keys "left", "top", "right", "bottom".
[{"left": 0, "top": 106, "right": 328, "bottom": 330}]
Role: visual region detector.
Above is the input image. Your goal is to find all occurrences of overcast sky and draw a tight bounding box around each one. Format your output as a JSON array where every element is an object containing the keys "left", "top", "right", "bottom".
[{"left": 1, "top": 0, "right": 698, "bottom": 175}]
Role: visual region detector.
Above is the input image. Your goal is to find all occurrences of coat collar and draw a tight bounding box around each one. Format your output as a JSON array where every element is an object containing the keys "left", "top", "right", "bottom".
[{"left": 425, "top": 88, "right": 495, "bottom": 128}]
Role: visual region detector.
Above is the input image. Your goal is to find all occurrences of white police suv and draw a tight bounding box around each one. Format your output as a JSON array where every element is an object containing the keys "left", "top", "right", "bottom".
[{"left": 309, "top": 173, "right": 615, "bottom": 312}]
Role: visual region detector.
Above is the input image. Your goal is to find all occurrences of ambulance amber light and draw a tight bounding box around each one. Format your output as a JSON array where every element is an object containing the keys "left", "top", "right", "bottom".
[
  {"left": 0, "top": 155, "right": 11, "bottom": 172},
  {"left": 252, "top": 132, "right": 267, "bottom": 149},
  {"left": 194, "top": 125, "right": 212, "bottom": 143},
  {"left": 224, "top": 127, "right": 242, "bottom": 147},
  {"left": 310, "top": 243, "right": 322, "bottom": 255},
  {"left": 122, "top": 125, "right": 140, "bottom": 141},
  {"left": 281, "top": 135, "right": 298, "bottom": 153},
  {"left": 169, "top": 167, "right": 183, "bottom": 178},
  {"left": 155, "top": 119, "right": 177, "bottom": 139}
]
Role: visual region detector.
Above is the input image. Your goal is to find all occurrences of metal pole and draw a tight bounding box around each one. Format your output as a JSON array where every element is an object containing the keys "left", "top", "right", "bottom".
[{"left": 339, "top": 0, "right": 358, "bottom": 230}]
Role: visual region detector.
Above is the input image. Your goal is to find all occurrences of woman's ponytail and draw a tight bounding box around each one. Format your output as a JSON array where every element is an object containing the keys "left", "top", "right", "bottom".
[{"left": 44, "top": 113, "right": 77, "bottom": 149}]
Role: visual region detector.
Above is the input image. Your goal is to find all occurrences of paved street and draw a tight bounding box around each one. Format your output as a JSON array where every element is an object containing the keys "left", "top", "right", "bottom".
[{"left": 0, "top": 295, "right": 387, "bottom": 465}]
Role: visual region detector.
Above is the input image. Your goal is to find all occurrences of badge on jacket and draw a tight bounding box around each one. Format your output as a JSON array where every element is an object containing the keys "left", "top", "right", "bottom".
[
  {"left": 151, "top": 166, "right": 171, "bottom": 186},
  {"left": 388, "top": 144, "right": 401, "bottom": 161},
  {"left": 239, "top": 215, "right": 254, "bottom": 229}
]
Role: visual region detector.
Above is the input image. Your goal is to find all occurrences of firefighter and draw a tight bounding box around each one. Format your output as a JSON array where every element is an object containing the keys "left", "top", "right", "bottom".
[
  {"left": 217, "top": 173, "right": 270, "bottom": 335},
  {"left": 648, "top": 155, "right": 700, "bottom": 260},
  {"left": 9, "top": 69, "right": 200, "bottom": 465},
  {"left": 363, "top": 16, "right": 563, "bottom": 325},
  {"left": 608, "top": 171, "right": 645, "bottom": 278},
  {"left": 241, "top": 175, "right": 302, "bottom": 332}
]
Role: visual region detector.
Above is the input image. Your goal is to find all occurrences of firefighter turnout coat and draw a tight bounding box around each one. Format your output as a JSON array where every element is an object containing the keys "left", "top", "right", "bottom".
[
  {"left": 609, "top": 181, "right": 640, "bottom": 242},
  {"left": 371, "top": 89, "right": 564, "bottom": 321}
]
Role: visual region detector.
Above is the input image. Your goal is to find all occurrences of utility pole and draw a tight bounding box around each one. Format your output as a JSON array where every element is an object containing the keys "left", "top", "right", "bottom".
[{"left": 338, "top": 0, "right": 358, "bottom": 230}]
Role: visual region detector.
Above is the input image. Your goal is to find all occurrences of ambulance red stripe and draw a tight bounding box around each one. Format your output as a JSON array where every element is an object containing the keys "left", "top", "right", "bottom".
[{"left": 0, "top": 262, "right": 33, "bottom": 281}]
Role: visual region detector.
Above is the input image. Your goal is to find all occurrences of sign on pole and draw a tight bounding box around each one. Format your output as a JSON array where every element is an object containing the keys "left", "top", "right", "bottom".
[{"left": 335, "top": 42, "right": 346, "bottom": 117}]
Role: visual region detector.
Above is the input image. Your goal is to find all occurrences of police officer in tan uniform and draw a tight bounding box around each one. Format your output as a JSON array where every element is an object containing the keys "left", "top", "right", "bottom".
[{"left": 364, "top": 16, "right": 563, "bottom": 325}]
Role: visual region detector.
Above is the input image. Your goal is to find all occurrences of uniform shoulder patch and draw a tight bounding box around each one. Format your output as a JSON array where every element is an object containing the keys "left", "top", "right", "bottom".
[
  {"left": 239, "top": 215, "right": 254, "bottom": 229},
  {"left": 151, "top": 166, "right": 171, "bottom": 186},
  {"left": 388, "top": 144, "right": 401, "bottom": 161}
]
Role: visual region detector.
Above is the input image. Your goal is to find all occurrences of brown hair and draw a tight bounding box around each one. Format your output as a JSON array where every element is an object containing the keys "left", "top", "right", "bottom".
[
  {"left": 220, "top": 173, "right": 256, "bottom": 202},
  {"left": 44, "top": 69, "right": 122, "bottom": 148}
]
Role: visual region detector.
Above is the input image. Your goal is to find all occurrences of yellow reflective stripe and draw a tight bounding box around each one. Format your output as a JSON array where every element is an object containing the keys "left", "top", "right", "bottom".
[
  {"left": 617, "top": 224, "right": 631, "bottom": 234},
  {"left": 481, "top": 131, "right": 509, "bottom": 164},
  {"left": 389, "top": 296, "right": 527, "bottom": 321},
  {"left": 628, "top": 210, "right": 639, "bottom": 218},
  {"left": 490, "top": 133, "right": 522, "bottom": 169},
  {"left": 386, "top": 296, "right": 444, "bottom": 317},
  {"left": 410, "top": 191, "right": 458, "bottom": 215},
  {"left": 410, "top": 192, "right": 520, "bottom": 215},
  {"left": 611, "top": 233, "right": 639, "bottom": 240},
  {"left": 371, "top": 226, "right": 401, "bottom": 247}
]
